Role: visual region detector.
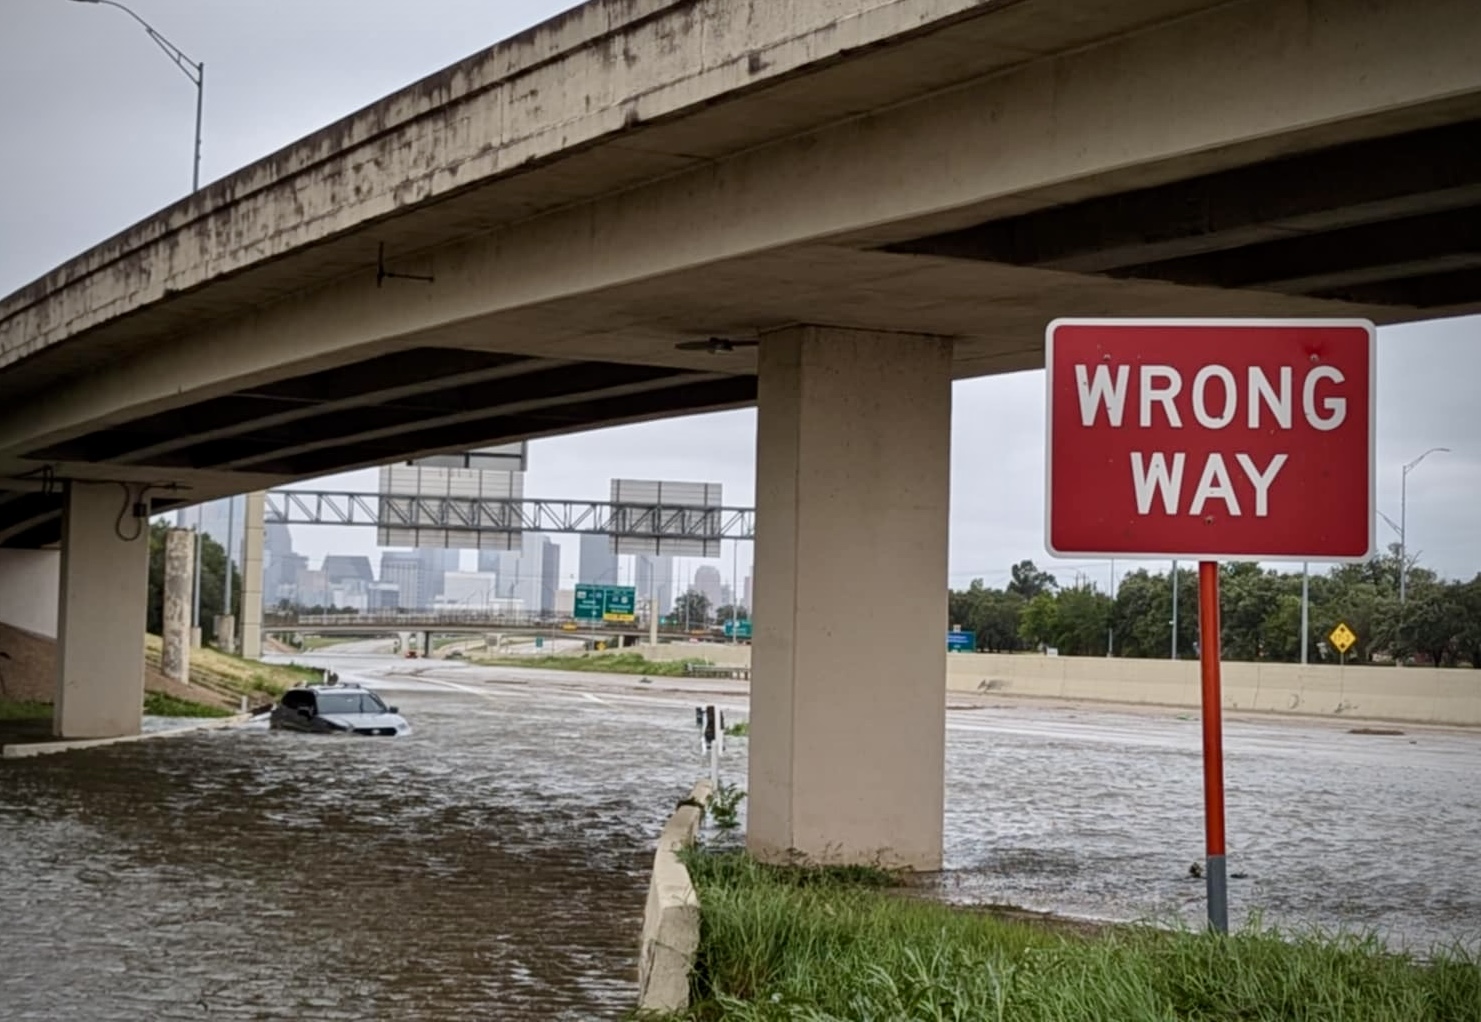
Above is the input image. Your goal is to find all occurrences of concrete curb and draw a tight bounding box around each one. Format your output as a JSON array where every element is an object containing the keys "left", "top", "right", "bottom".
[
  {"left": 2, "top": 712, "right": 254, "bottom": 759},
  {"left": 636, "top": 779, "right": 712, "bottom": 1015}
]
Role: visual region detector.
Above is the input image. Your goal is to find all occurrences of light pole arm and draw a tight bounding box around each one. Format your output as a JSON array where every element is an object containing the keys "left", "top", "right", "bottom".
[
  {"left": 72, "top": 0, "right": 203, "bottom": 191},
  {"left": 79, "top": 0, "right": 203, "bottom": 82}
]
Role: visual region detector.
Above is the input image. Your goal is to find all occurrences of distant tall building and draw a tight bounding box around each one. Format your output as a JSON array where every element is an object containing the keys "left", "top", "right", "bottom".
[
  {"left": 693, "top": 565, "right": 723, "bottom": 609},
  {"left": 578, "top": 533, "right": 619, "bottom": 585},
  {"left": 322, "top": 555, "right": 375, "bottom": 587},
  {"left": 295, "top": 568, "right": 332, "bottom": 609},
  {"left": 262, "top": 522, "right": 299, "bottom": 608},
  {"left": 442, "top": 571, "right": 498, "bottom": 608},
  {"left": 635, "top": 554, "right": 673, "bottom": 619},
  {"left": 379, "top": 552, "right": 424, "bottom": 610},
  {"left": 743, "top": 574, "right": 753, "bottom": 611},
  {"left": 367, "top": 584, "right": 401, "bottom": 611},
  {"left": 493, "top": 533, "right": 560, "bottom": 613},
  {"left": 418, "top": 547, "right": 459, "bottom": 606}
]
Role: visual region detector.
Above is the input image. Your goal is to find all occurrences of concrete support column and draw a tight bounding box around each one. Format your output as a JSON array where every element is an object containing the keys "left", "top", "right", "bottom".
[
  {"left": 239, "top": 491, "right": 265, "bottom": 659},
  {"left": 161, "top": 528, "right": 194, "bottom": 684},
  {"left": 54, "top": 482, "right": 150, "bottom": 738},
  {"left": 748, "top": 326, "right": 952, "bottom": 870}
]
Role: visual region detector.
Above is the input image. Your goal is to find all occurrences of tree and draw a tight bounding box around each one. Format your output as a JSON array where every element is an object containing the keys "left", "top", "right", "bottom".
[
  {"left": 1018, "top": 592, "right": 1059, "bottom": 650},
  {"left": 672, "top": 589, "right": 711, "bottom": 628},
  {"left": 1394, "top": 580, "right": 1466, "bottom": 666},
  {"left": 713, "top": 604, "right": 749, "bottom": 624},
  {"left": 1008, "top": 560, "right": 1057, "bottom": 601},
  {"left": 1454, "top": 575, "right": 1481, "bottom": 668},
  {"left": 949, "top": 579, "right": 1026, "bottom": 652},
  {"left": 1053, "top": 584, "right": 1113, "bottom": 656}
]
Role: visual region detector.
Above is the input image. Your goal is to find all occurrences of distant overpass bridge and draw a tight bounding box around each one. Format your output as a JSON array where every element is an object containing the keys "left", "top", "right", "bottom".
[{"left": 264, "top": 611, "right": 722, "bottom": 642}]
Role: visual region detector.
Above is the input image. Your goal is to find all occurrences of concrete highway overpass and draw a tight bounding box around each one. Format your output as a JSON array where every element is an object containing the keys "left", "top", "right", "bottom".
[{"left": 2, "top": 0, "right": 1479, "bottom": 867}]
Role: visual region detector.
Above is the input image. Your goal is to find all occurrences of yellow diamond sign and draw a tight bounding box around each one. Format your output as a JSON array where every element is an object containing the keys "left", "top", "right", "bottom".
[{"left": 1328, "top": 621, "right": 1357, "bottom": 655}]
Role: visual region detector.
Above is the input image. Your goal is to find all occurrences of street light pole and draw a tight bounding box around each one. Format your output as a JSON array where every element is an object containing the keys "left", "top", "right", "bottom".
[
  {"left": 69, "top": 0, "right": 204, "bottom": 193},
  {"left": 1398, "top": 447, "right": 1449, "bottom": 605}
]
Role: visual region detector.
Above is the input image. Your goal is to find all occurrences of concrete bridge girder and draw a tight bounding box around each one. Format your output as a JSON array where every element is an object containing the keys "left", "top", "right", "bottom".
[{"left": 3, "top": 0, "right": 1480, "bottom": 497}]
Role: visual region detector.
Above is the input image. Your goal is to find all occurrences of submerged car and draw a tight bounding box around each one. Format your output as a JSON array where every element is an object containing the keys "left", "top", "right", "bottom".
[{"left": 270, "top": 683, "right": 410, "bottom": 736}]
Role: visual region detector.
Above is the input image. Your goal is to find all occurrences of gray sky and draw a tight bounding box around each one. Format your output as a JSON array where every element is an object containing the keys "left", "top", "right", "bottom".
[{"left": 2, "top": 0, "right": 1477, "bottom": 594}]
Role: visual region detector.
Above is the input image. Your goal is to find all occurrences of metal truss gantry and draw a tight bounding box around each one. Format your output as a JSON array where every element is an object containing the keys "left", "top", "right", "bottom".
[{"left": 265, "top": 490, "right": 756, "bottom": 540}]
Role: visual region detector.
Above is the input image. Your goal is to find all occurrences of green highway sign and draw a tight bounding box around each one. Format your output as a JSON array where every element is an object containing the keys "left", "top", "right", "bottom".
[
  {"left": 574, "top": 584, "right": 638, "bottom": 622},
  {"left": 723, "top": 618, "right": 752, "bottom": 639}
]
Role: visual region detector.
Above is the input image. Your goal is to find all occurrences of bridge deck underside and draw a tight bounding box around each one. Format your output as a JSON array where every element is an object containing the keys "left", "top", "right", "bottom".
[{"left": 3, "top": 0, "right": 1479, "bottom": 548}]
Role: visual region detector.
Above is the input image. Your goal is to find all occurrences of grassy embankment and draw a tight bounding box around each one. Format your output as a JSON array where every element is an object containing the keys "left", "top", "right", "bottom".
[
  {"left": 472, "top": 651, "right": 703, "bottom": 677},
  {"left": 653, "top": 851, "right": 1480, "bottom": 1022},
  {"left": 2, "top": 646, "right": 319, "bottom": 725},
  {"left": 0, "top": 698, "right": 51, "bottom": 721},
  {"left": 143, "top": 635, "right": 322, "bottom": 708}
]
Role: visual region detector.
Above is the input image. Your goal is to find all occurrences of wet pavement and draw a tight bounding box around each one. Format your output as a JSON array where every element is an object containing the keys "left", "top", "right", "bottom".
[{"left": 1, "top": 653, "right": 1477, "bottom": 1019}]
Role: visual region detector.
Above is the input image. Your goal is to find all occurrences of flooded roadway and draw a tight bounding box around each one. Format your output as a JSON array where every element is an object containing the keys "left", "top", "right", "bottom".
[{"left": 1, "top": 652, "right": 1477, "bottom": 1019}]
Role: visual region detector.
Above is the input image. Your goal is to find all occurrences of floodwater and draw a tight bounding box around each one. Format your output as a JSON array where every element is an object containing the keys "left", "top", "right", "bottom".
[
  {"left": 1, "top": 654, "right": 1477, "bottom": 1020},
  {"left": 938, "top": 705, "right": 1481, "bottom": 949}
]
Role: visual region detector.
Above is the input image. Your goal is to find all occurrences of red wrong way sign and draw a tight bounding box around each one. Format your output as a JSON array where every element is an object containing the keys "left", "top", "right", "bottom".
[{"left": 1046, "top": 319, "right": 1375, "bottom": 561}]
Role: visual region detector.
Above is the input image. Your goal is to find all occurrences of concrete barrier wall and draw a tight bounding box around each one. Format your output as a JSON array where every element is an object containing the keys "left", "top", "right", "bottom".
[
  {"left": 618, "top": 643, "right": 1480, "bottom": 727},
  {"left": 0, "top": 550, "right": 59, "bottom": 639},
  {"left": 637, "top": 779, "right": 712, "bottom": 1015},
  {"left": 631, "top": 643, "right": 752, "bottom": 667},
  {"left": 947, "top": 654, "right": 1481, "bottom": 727}
]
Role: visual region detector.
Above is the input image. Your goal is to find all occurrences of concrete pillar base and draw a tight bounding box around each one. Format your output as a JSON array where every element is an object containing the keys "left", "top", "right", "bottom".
[
  {"left": 239, "top": 492, "right": 265, "bottom": 660},
  {"left": 213, "top": 614, "right": 237, "bottom": 655},
  {"left": 55, "top": 482, "right": 150, "bottom": 739},
  {"left": 162, "top": 529, "right": 194, "bottom": 683},
  {"left": 747, "top": 326, "right": 951, "bottom": 871}
]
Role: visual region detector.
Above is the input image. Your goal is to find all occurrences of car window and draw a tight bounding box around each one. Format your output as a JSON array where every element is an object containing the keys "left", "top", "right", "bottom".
[
  {"left": 282, "top": 690, "right": 313, "bottom": 710},
  {"left": 314, "top": 691, "right": 388, "bottom": 715}
]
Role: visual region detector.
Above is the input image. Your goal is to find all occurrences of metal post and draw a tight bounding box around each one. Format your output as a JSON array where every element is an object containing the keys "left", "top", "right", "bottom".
[
  {"left": 71, "top": 1, "right": 204, "bottom": 194},
  {"left": 192, "top": 506, "right": 204, "bottom": 628},
  {"left": 1299, "top": 562, "right": 1309, "bottom": 665},
  {"left": 223, "top": 495, "right": 235, "bottom": 617},
  {"left": 1170, "top": 559, "right": 1179, "bottom": 660},
  {"left": 1399, "top": 466, "right": 1408, "bottom": 606},
  {"left": 1399, "top": 447, "right": 1451, "bottom": 606},
  {"left": 647, "top": 560, "right": 659, "bottom": 647},
  {"left": 191, "top": 61, "right": 204, "bottom": 192},
  {"left": 731, "top": 540, "right": 739, "bottom": 644},
  {"left": 1198, "top": 561, "right": 1229, "bottom": 934}
]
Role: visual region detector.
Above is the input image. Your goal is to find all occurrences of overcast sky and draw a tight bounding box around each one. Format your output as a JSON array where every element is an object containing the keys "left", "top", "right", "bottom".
[{"left": 3, "top": 0, "right": 1477, "bottom": 594}]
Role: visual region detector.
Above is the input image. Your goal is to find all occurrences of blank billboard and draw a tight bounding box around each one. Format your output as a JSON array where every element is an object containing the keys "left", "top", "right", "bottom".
[
  {"left": 376, "top": 464, "right": 524, "bottom": 550},
  {"left": 609, "top": 479, "right": 722, "bottom": 558}
]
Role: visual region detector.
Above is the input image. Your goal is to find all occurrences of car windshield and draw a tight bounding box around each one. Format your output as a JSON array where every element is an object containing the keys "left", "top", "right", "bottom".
[{"left": 315, "top": 691, "right": 387, "bottom": 715}]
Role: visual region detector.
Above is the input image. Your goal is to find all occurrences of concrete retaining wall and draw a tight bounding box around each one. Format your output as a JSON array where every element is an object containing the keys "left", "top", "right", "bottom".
[
  {"left": 947, "top": 654, "right": 1481, "bottom": 727},
  {"left": 616, "top": 644, "right": 1481, "bottom": 727},
  {"left": 0, "top": 550, "right": 59, "bottom": 639},
  {"left": 631, "top": 643, "right": 752, "bottom": 666},
  {"left": 637, "top": 780, "right": 712, "bottom": 1015}
]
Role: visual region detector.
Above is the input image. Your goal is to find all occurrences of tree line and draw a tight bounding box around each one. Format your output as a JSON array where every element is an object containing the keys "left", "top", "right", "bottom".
[{"left": 949, "top": 550, "right": 1481, "bottom": 667}]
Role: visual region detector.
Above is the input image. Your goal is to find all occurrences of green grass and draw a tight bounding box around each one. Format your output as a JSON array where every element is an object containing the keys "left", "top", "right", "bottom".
[
  {"left": 474, "top": 651, "right": 701, "bottom": 677},
  {"left": 143, "top": 692, "right": 234, "bottom": 718},
  {"left": 657, "top": 850, "right": 1481, "bottom": 1021},
  {"left": 0, "top": 697, "right": 52, "bottom": 721}
]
